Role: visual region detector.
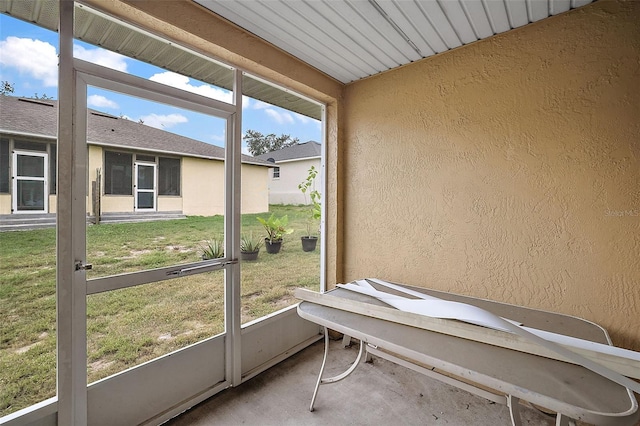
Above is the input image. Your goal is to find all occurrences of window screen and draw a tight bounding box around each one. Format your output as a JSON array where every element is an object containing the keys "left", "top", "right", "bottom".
[
  {"left": 49, "top": 145, "right": 56, "bottom": 194},
  {"left": 0, "top": 139, "right": 8, "bottom": 193},
  {"left": 158, "top": 157, "right": 180, "bottom": 196},
  {"left": 104, "top": 151, "right": 132, "bottom": 195}
]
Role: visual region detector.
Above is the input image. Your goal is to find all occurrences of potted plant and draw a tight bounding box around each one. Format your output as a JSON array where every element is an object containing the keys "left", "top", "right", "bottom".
[
  {"left": 257, "top": 213, "right": 293, "bottom": 254},
  {"left": 200, "top": 237, "right": 224, "bottom": 260},
  {"left": 240, "top": 233, "right": 262, "bottom": 261},
  {"left": 298, "top": 165, "right": 321, "bottom": 252}
]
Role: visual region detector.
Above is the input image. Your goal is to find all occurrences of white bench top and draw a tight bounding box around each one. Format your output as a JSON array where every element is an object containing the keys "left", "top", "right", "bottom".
[{"left": 297, "top": 282, "right": 639, "bottom": 425}]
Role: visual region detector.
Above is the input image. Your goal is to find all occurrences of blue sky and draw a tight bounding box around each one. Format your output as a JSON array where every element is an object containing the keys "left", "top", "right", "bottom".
[{"left": 0, "top": 14, "right": 321, "bottom": 154}]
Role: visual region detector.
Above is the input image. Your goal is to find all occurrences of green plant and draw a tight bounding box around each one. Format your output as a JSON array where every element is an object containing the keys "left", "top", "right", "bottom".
[
  {"left": 240, "top": 233, "right": 263, "bottom": 252},
  {"left": 257, "top": 214, "right": 294, "bottom": 243},
  {"left": 298, "top": 166, "right": 321, "bottom": 237},
  {"left": 200, "top": 237, "right": 224, "bottom": 260}
]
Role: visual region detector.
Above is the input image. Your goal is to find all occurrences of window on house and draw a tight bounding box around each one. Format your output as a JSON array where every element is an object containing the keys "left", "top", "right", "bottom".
[
  {"left": 273, "top": 167, "right": 280, "bottom": 179},
  {"left": 158, "top": 157, "right": 180, "bottom": 195},
  {"left": 0, "top": 138, "right": 9, "bottom": 193},
  {"left": 104, "top": 151, "right": 133, "bottom": 195}
]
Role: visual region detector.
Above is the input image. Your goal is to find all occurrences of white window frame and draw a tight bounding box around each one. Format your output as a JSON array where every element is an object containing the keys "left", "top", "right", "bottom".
[{"left": 134, "top": 161, "right": 157, "bottom": 211}]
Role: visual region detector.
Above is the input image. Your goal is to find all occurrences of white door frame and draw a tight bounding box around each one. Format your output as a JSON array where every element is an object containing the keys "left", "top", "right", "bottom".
[
  {"left": 134, "top": 161, "right": 157, "bottom": 211},
  {"left": 71, "top": 59, "right": 238, "bottom": 426},
  {"left": 11, "top": 149, "right": 49, "bottom": 214},
  {"left": 1, "top": 3, "right": 326, "bottom": 425}
]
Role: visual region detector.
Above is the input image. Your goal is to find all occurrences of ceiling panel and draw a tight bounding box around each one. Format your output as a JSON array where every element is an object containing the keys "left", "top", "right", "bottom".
[
  {"left": 504, "top": 0, "right": 530, "bottom": 28},
  {"left": 2, "top": 0, "right": 595, "bottom": 112},
  {"left": 528, "top": 0, "right": 550, "bottom": 22},
  {"left": 196, "top": 0, "right": 594, "bottom": 84},
  {"left": 550, "top": 0, "right": 572, "bottom": 15},
  {"left": 460, "top": 1, "right": 494, "bottom": 39}
]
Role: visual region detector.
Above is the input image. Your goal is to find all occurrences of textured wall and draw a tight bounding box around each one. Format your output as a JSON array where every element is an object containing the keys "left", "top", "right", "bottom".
[{"left": 342, "top": 1, "right": 640, "bottom": 351}]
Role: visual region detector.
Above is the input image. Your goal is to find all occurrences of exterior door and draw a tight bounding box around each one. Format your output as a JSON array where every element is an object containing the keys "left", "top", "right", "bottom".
[
  {"left": 134, "top": 162, "right": 156, "bottom": 211},
  {"left": 12, "top": 150, "right": 48, "bottom": 213}
]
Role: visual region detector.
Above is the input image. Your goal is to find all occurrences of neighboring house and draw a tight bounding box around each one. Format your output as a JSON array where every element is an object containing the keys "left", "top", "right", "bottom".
[
  {"left": 255, "top": 141, "right": 321, "bottom": 205},
  {"left": 0, "top": 96, "right": 271, "bottom": 217}
]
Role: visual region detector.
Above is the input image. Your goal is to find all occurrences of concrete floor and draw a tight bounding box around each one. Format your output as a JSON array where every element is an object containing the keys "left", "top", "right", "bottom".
[{"left": 166, "top": 338, "right": 556, "bottom": 426}]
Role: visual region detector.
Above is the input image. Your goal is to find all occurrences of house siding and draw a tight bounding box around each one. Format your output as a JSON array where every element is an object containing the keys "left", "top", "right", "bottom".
[
  {"left": 180, "top": 156, "right": 224, "bottom": 216},
  {"left": 269, "top": 158, "right": 320, "bottom": 205},
  {"left": 241, "top": 164, "right": 270, "bottom": 214},
  {"left": 342, "top": 0, "right": 640, "bottom": 351},
  {"left": 0, "top": 194, "right": 10, "bottom": 215}
]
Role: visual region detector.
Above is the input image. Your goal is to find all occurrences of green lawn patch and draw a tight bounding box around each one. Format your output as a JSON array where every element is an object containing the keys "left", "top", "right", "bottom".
[{"left": 0, "top": 205, "right": 319, "bottom": 416}]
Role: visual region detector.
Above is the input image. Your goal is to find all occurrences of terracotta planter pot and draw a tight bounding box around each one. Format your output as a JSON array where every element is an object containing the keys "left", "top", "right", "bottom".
[
  {"left": 301, "top": 236, "right": 318, "bottom": 252},
  {"left": 264, "top": 239, "right": 282, "bottom": 254}
]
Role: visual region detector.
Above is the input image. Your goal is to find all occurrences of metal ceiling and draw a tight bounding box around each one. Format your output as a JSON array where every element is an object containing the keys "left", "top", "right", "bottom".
[
  {"left": 194, "top": 0, "right": 594, "bottom": 84},
  {"left": 1, "top": 0, "right": 595, "bottom": 117},
  {"left": 0, "top": 0, "right": 323, "bottom": 120}
]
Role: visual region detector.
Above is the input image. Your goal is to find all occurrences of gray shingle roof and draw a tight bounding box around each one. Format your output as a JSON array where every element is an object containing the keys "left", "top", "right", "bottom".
[
  {"left": 254, "top": 141, "right": 321, "bottom": 162},
  {"left": 0, "top": 96, "right": 270, "bottom": 166}
]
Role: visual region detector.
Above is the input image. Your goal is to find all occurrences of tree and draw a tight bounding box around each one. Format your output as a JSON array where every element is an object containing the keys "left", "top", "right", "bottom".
[
  {"left": 1, "top": 81, "right": 14, "bottom": 96},
  {"left": 33, "top": 92, "right": 53, "bottom": 100},
  {"left": 243, "top": 130, "right": 299, "bottom": 156}
]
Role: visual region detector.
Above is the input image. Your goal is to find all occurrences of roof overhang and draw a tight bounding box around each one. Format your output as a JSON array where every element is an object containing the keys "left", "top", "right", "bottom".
[{"left": 0, "top": 0, "right": 323, "bottom": 120}]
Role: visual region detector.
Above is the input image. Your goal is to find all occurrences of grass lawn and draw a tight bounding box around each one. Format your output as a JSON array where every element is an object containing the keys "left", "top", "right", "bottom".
[{"left": 0, "top": 205, "right": 320, "bottom": 417}]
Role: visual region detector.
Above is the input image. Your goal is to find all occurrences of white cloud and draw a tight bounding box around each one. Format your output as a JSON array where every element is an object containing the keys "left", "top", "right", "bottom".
[
  {"left": 73, "top": 44, "right": 128, "bottom": 72},
  {"left": 242, "top": 145, "right": 252, "bottom": 156},
  {"left": 293, "top": 112, "right": 312, "bottom": 124},
  {"left": 149, "top": 71, "right": 233, "bottom": 103},
  {"left": 210, "top": 133, "right": 225, "bottom": 143},
  {"left": 0, "top": 36, "right": 59, "bottom": 86},
  {"left": 138, "top": 113, "right": 188, "bottom": 130},
  {"left": 252, "top": 99, "right": 316, "bottom": 125},
  {"left": 264, "top": 108, "right": 295, "bottom": 125},
  {"left": 0, "top": 37, "right": 129, "bottom": 87},
  {"left": 87, "top": 94, "right": 119, "bottom": 109},
  {"left": 252, "top": 100, "right": 271, "bottom": 110}
]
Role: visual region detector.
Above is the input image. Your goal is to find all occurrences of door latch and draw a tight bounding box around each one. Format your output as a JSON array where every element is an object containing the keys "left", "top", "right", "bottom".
[{"left": 75, "top": 262, "right": 93, "bottom": 271}]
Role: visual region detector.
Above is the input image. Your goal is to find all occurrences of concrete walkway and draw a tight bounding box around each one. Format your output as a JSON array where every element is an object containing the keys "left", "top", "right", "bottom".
[{"left": 166, "top": 338, "right": 555, "bottom": 426}]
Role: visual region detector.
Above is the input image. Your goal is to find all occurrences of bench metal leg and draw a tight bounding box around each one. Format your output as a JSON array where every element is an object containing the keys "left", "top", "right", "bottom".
[
  {"left": 342, "top": 333, "right": 351, "bottom": 347},
  {"left": 309, "top": 327, "right": 365, "bottom": 412},
  {"left": 555, "top": 413, "right": 576, "bottom": 426},
  {"left": 507, "top": 395, "right": 522, "bottom": 426}
]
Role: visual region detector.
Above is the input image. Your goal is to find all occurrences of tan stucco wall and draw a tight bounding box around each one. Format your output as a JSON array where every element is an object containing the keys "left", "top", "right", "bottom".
[
  {"left": 157, "top": 196, "right": 183, "bottom": 212},
  {"left": 269, "top": 158, "right": 321, "bottom": 205},
  {"left": 101, "top": 195, "right": 133, "bottom": 213},
  {"left": 342, "top": 1, "right": 640, "bottom": 350},
  {"left": 48, "top": 195, "right": 56, "bottom": 214},
  {"left": 242, "top": 164, "right": 270, "bottom": 214},
  {"left": 181, "top": 157, "right": 224, "bottom": 216},
  {"left": 0, "top": 194, "right": 10, "bottom": 214}
]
